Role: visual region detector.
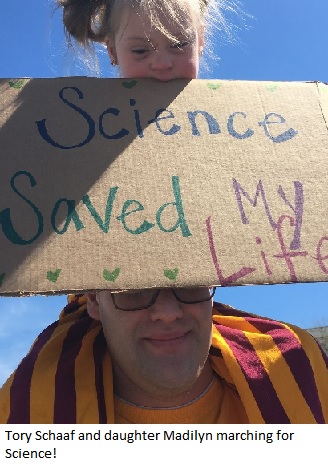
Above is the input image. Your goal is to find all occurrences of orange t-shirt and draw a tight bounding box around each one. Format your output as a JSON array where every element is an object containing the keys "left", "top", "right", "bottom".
[{"left": 115, "top": 376, "right": 249, "bottom": 423}]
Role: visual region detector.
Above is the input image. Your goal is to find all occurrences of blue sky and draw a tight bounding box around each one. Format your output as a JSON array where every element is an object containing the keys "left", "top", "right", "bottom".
[{"left": 0, "top": 0, "right": 328, "bottom": 386}]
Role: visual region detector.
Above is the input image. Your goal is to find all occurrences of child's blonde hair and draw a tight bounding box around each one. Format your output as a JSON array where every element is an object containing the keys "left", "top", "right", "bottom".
[{"left": 56, "top": 0, "right": 244, "bottom": 71}]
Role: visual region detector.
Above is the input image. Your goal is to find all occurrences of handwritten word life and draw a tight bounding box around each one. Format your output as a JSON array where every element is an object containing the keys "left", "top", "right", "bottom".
[
  {"left": 35, "top": 87, "right": 298, "bottom": 149},
  {"left": 206, "top": 178, "right": 328, "bottom": 284},
  {"left": 0, "top": 172, "right": 191, "bottom": 245}
]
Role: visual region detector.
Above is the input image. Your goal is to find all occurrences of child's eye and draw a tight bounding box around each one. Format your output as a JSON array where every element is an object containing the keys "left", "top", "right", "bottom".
[
  {"left": 171, "top": 41, "right": 189, "bottom": 50},
  {"left": 131, "top": 48, "right": 149, "bottom": 55}
]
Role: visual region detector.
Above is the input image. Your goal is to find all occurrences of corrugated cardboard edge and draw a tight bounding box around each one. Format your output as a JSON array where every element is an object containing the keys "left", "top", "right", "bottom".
[{"left": 315, "top": 81, "right": 328, "bottom": 131}]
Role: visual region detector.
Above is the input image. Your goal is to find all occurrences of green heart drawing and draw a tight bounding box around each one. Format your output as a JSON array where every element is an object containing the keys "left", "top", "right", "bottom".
[
  {"left": 122, "top": 80, "right": 137, "bottom": 89},
  {"left": 47, "top": 269, "right": 61, "bottom": 283},
  {"left": 266, "top": 84, "right": 278, "bottom": 92},
  {"left": 207, "top": 82, "right": 221, "bottom": 90},
  {"left": 164, "top": 268, "right": 179, "bottom": 281},
  {"left": 9, "top": 80, "right": 25, "bottom": 89},
  {"left": 103, "top": 268, "right": 121, "bottom": 282},
  {"left": 0, "top": 273, "right": 6, "bottom": 287}
]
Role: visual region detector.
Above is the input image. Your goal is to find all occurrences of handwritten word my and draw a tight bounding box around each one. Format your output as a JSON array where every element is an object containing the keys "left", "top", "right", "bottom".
[
  {"left": 0, "top": 172, "right": 191, "bottom": 245},
  {"left": 35, "top": 87, "right": 298, "bottom": 150},
  {"left": 233, "top": 178, "right": 304, "bottom": 250}
]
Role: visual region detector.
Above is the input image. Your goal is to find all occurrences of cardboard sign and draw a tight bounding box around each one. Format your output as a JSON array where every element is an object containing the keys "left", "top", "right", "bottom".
[{"left": 0, "top": 77, "right": 328, "bottom": 295}]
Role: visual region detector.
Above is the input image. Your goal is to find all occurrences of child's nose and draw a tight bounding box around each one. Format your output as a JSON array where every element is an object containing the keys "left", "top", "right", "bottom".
[{"left": 150, "top": 50, "right": 173, "bottom": 70}]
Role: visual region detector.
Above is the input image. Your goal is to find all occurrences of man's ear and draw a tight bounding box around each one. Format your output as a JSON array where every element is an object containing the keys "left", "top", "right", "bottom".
[
  {"left": 106, "top": 38, "right": 118, "bottom": 65},
  {"left": 85, "top": 293, "right": 101, "bottom": 320}
]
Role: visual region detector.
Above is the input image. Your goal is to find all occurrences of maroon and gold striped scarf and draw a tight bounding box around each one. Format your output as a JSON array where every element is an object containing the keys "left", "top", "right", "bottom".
[{"left": 1, "top": 295, "right": 327, "bottom": 423}]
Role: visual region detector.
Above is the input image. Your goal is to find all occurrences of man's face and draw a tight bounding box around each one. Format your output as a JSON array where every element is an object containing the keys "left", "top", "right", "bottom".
[{"left": 87, "top": 289, "right": 213, "bottom": 404}]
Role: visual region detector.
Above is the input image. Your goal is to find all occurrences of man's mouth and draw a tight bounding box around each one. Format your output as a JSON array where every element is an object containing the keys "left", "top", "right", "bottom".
[{"left": 143, "top": 331, "right": 190, "bottom": 350}]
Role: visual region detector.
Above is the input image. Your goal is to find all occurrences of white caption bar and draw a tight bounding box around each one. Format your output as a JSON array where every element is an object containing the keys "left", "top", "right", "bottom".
[{"left": 1, "top": 424, "right": 326, "bottom": 463}]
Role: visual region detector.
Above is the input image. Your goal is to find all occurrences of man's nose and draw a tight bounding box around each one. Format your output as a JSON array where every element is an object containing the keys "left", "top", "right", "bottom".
[
  {"left": 150, "top": 50, "right": 173, "bottom": 70},
  {"left": 149, "top": 289, "right": 183, "bottom": 322}
]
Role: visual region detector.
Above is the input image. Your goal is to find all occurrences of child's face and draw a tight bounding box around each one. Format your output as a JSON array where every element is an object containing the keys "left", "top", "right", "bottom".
[{"left": 107, "top": 6, "right": 204, "bottom": 80}]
